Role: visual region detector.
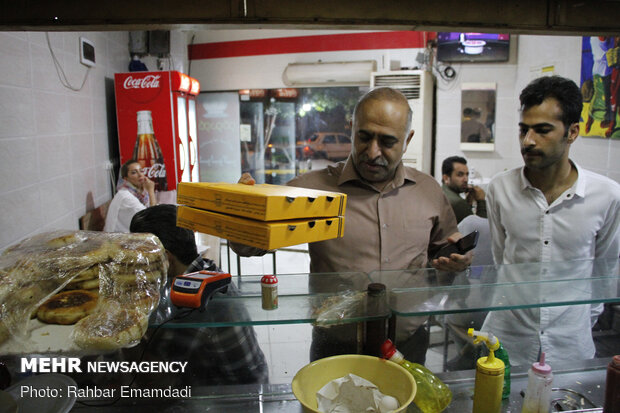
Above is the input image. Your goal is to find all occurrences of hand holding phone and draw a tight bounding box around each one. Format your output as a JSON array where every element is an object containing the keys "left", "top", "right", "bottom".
[{"left": 434, "top": 230, "right": 479, "bottom": 259}]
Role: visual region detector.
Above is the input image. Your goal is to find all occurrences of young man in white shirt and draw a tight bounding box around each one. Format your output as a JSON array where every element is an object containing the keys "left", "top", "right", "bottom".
[{"left": 482, "top": 75, "right": 620, "bottom": 366}]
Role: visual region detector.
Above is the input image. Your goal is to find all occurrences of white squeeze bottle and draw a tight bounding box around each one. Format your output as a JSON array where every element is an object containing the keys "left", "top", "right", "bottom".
[{"left": 521, "top": 352, "right": 553, "bottom": 413}]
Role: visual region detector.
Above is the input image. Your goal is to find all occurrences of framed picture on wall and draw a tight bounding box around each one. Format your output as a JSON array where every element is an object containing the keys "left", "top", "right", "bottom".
[
  {"left": 580, "top": 36, "right": 620, "bottom": 139},
  {"left": 460, "top": 82, "right": 496, "bottom": 152}
]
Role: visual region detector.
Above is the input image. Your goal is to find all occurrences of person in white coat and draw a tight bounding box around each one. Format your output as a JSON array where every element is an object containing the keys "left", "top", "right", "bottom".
[{"left": 104, "top": 159, "right": 157, "bottom": 233}]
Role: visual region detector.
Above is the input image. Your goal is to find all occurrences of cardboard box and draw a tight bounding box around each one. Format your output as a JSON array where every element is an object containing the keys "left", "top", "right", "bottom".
[
  {"left": 177, "top": 206, "right": 345, "bottom": 250},
  {"left": 177, "top": 182, "right": 346, "bottom": 221}
]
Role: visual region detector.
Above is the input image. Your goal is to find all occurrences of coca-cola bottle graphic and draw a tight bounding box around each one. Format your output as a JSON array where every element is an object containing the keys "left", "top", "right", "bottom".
[{"left": 132, "top": 110, "right": 168, "bottom": 191}]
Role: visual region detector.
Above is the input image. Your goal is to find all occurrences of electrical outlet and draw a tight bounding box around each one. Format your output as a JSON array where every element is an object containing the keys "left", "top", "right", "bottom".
[{"left": 79, "top": 37, "right": 96, "bottom": 67}]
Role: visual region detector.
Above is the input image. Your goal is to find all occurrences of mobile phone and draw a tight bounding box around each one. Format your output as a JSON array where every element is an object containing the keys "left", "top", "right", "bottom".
[{"left": 434, "top": 230, "right": 479, "bottom": 259}]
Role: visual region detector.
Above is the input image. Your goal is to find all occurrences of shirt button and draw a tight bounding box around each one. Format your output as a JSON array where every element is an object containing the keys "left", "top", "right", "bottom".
[
  {"left": 566, "top": 194, "right": 571, "bottom": 198},
  {"left": 540, "top": 331, "right": 544, "bottom": 335},
  {"left": 384, "top": 258, "right": 389, "bottom": 263},
  {"left": 382, "top": 224, "right": 388, "bottom": 229},
  {"left": 544, "top": 240, "right": 549, "bottom": 245},
  {"left": 545, "top": 210, "right": 550, "bottom": 214}
]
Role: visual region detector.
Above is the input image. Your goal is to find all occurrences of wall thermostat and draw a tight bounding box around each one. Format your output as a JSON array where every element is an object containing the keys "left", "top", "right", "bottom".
[{"left": 79, "top": 37, "right": 96, "bottom": 67}]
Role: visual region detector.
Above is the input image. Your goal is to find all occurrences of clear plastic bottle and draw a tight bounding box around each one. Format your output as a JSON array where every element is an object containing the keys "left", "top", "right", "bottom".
[
  {"left": 381, "top": 339, "right": 452, "bottom": 413},
  {"left": 521, "top": 352, "right": 553, "bottom": 413}
]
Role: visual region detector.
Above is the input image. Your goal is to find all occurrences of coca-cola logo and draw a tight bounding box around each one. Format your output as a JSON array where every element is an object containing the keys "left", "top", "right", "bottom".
[
  {"left": 123, "top": 75, "right": 161, "bottom": 90},
  {"left": 142, "top": 163, "right": 166, "bottom": 178}
]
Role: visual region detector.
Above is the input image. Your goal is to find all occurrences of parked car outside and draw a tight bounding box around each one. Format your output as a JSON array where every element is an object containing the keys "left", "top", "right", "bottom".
[{"left": 300, "top": 132, "right": 351, "bottom": 161}]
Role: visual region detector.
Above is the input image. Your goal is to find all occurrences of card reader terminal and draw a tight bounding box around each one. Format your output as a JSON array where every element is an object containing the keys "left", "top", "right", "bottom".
[{"left": 171, "top": 271, "right": 232, "bottom": 310}]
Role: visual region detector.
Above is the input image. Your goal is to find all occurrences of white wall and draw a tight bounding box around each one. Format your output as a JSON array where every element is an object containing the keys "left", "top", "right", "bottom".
[
  {"left": 189, "top": 30, "right": 620, "bottom": 184},
  {"left": 0, "top": 30, "right": 189, "bottom": 251},
  {"left": 435, "top": 34, "right": 620, "bottom": 183},
  {"left": 189, "top": 29, "right": 425, "bottom": 90}
]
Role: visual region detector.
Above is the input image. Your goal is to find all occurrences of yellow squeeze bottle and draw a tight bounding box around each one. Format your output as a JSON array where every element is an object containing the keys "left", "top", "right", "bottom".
[{"left": 469, "top": 328, "right": 505, "bottom": 413}]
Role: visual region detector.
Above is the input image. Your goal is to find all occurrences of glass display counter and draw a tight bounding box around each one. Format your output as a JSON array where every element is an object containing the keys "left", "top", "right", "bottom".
[{"left": 3, "top": 258, "right": 619, "bottom": 412}]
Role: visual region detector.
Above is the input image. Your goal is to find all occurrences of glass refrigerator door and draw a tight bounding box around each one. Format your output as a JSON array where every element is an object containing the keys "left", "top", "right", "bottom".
[
  {"left": 177, "top": 95, "right": 190, "bottom": 182},
  {"left": 188, "top": 98, "right": 199, "bottom": 182}
]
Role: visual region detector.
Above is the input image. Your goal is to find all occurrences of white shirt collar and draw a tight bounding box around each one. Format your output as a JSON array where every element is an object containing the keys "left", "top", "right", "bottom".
[{"left": 518, "top": 160, "right": 586, "bottom": 199}]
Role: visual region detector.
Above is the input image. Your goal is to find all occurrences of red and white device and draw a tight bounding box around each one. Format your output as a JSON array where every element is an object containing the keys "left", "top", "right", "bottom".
[{"left": 170, "top": 271, "right": 231, "bottom": 310}]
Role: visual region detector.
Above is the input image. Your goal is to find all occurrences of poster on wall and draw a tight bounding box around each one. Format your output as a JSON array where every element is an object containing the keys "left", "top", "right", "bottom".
[
  {"left": 580, "top": 36, "right": 620, "bottom": 139},
  {"left": 196, "top": 92, "right": 242, "bottom": 182}
]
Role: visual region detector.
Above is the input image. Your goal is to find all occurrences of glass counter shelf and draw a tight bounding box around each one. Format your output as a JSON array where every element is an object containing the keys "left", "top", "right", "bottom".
[
  {"left": 150, "top": 271, "right": 391, "bottom": 328},
  {"left": 152, "top": 258, "right": 619, "bottom": 327},
  {"left": 370, "top": 258, "right": 619, "bottom": 317}
]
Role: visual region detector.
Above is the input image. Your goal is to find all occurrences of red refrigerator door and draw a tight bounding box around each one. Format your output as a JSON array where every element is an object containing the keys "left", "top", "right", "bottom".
[{"left": 114, "top": 71, "right": 179, "bottom": 191}]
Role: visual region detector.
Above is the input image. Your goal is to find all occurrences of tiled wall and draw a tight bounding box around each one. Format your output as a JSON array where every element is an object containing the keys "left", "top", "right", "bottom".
[
  {"left": 0, "top": 31, "right": 128, "bottom": 251},
  {"left": 0, "top": 31, "right": 189, "bottom": 252}
]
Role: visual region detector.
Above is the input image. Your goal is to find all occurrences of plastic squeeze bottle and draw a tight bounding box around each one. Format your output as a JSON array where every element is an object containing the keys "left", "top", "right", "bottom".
[
  {"left": 470, "top": 331, "right": 505, "bottom": 413},
  {"left": 469, "top": 329, "right": 511, "bottom": 399},
  {"left": 521, "top": 352, "right": 553, "bottom": 413},
  {"left": 381, "top": 339, "right": 452, "bottom": 413}
]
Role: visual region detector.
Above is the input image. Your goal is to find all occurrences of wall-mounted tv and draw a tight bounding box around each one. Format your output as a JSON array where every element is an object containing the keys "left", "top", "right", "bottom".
[{"left": 437, "top": 32, "right": 510, "bottom": 63}]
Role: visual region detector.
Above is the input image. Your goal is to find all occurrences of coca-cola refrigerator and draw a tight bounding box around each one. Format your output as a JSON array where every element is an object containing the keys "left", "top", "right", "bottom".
[{"left": 114, "top": 70, "right": 201, "bottom": 199}]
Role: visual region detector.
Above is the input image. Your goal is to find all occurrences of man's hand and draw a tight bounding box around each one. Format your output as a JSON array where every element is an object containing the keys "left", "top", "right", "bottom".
[
  {"left": 238, "top": 172, "right": 256, "bottom": 185},
  {"left": 466, "top": 185, "right": 485, "bottom": 204},
  {"left": 431, "top": 232, "right": 473, "bottom": 272}
]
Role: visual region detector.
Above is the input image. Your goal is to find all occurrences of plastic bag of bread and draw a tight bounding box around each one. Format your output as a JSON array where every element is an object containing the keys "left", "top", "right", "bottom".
[{"left": 0, "top": 230, "right": 167, "bottom": 352}]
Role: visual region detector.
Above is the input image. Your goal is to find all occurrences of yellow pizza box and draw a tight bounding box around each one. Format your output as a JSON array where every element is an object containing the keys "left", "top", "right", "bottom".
[
  {"left": 177, "top": 205, "right": 345, "bottom": 250},
  {"left": 177, "top": 182, "right": 346, "bottom": 221}
]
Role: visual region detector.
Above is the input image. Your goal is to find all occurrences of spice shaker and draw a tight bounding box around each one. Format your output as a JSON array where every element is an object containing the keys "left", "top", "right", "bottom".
[{"left": 261, "top": 275, "right": 278, "bottom": 310}]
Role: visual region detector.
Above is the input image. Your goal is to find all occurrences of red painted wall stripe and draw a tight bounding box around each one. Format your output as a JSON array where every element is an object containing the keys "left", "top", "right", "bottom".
[{"left": 188, "top": 31, "right": 435, "bottom": 60}]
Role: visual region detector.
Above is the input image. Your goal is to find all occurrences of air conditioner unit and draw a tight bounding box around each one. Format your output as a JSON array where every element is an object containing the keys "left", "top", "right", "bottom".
[
  {"left": 283, "top": 61, "right": 376, "bottom": 86},
  {"left": 370, "top": 70, "right": 434, "bottom": 174}
]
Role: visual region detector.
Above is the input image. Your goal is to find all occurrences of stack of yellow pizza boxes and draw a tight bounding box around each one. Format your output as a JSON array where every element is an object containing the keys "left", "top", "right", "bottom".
[{"left": 176, "top": 182, "right": 347, "bottom": 250}]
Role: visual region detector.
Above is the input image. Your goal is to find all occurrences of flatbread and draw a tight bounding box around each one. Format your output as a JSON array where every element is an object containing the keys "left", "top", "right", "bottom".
[
  {"left": 104, "top": 285, "right": 160, "bottom": 314},
  {"left": 37, "top": 290, "right": 99, "bottom": 325},
  {"left": 65, "top": 278, "right": 100, "bottom": 291},
  {"left": 109, "top": 233, "right": 166, "bottom": 266},
  {"left": 0, "top": 231, "right": 166, "bottom": 350},
  {"left": 73, "top": 307, "right": 148, "bottom": 350}
]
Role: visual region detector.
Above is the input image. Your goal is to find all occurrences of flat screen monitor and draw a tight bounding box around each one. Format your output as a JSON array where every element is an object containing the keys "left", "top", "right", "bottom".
[{"left": 437, "top": 32, "right": 510, "bottom": 63}]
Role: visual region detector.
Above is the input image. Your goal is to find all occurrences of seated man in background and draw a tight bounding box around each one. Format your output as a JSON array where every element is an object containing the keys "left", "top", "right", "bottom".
[
  {"left": 441, "top": 156, "right": 487, "bottom": 223},
  {"left": 129, "top": 204, "right": 268, "bottom": 386},
  {"left": 104, "top": 159, "right": 157, "bottom": 233}
]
